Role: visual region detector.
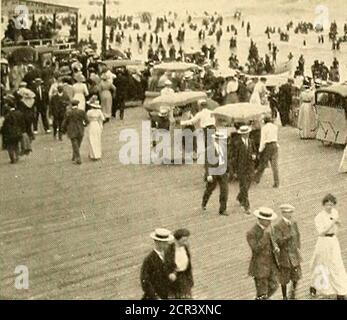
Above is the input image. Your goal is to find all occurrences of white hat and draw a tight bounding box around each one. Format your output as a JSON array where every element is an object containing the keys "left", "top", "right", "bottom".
[
  {"left": 164, "top": 79, "right": 172, "bottom": 86},
  {"left": 150, "top": 228, "right": 174, "bottom": 242},
  {"left": 279, "top": 204, "right": 295, "bottom": 213},
  {"left": 237, "top": 125, "right": 252, "bottom": 134},
  {"left": 90, "top": 101, "right": 101, "bottom": 109},
  {"left": 212, "top": 131, "right": 227, "bottom": 140},
  {"left": 159, "top": 106, "right": 170, "bottom": 117},
  {"left": 253, "top": 207, "right": 278, "bottom": 220}
]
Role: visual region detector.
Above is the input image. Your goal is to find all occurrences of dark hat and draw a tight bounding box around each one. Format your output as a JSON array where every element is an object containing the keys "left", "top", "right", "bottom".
[
  {"left": 71, "top": 99, "right": 80, "bottom": 106},
  {"left": 173, "top": 228, "right": 190, "bottom": 240}
]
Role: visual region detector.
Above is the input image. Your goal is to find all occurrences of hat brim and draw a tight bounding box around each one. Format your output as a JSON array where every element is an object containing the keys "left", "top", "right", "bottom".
[
  {"left": 237, "top": 129, "right": 252, "bottom": 134},
  {"left": 150, "top": 232, "right": 174, "bottom": 242},
  {"left": 212, "top": 134, "right": 227, "bottom": 139},
  {"left": 253, "top": 210, "right": 278, "bottom": 220}
]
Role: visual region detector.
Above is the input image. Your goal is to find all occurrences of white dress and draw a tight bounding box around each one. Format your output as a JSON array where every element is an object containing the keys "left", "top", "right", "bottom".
[
  {"left": 338, "top": 145, "right": 347, "bottom": 173},
  {"left": 72, "top": 83, "right": 89, "bottom": 111},
  {"left": 87, "top": 109, "right": 105, "bottom": 159},
  {"left": 310, "top": 209, "right": 347, "bottom": 296}
]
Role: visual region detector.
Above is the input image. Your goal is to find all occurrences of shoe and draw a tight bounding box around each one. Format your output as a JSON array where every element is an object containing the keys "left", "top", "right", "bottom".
[
  {"left": 273, "top": 184, "right": 279, "bottom": 188},
  {"left": 75, "top": 160, "right": 82, "bottom": 165},
  {"left": 219, "top": 211, "right": 229, "bottom": 216},
  {"left": 201, "top": 205, "right": 207, "bottom": 211}
]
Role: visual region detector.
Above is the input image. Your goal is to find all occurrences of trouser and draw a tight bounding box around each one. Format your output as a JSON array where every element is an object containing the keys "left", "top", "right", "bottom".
[
  {"left": 34, "top": 107, "right": 49, "bottom": 131},
  {"left": 114, "top": 97, "right": 125, "bottom": 119},
  {"left": 278, "top": 105, "right": 290, "bottom": 126},
  {"left": 237, "top": 174, "right": 252, "bottom": 209},
  {"left": 202, "top": 173, "right": 229, "bottom": 213},
  {"left": 71, "top": 136, "right": 83, "bottom": 162},
  {"left": 255, "top": 142, "right": 279, "bottom": 186},
  {"left": 53, "top": 116, "right": 64, "bottom": 139},
  {"left": 254, "top": 269, "right": 279, "bottom": 299},
  {"left": 7, "top": 140, "right": 20, "bottom": 163}
]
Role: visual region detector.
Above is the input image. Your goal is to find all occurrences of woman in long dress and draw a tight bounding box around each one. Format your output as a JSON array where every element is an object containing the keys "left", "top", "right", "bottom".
[
  {"left": 72, "top": 73, "right": 89, "bottom": 111},
  {"left": 98, "top": 73, "right": 116, "bottom": 122},
  {"left": 86, "top": 101, "right": 105, "bottom": 160},
  {"left": 338, "top": 145, "right": 347, "bottom": 173},
  {"left": 297, "top": 87, "right": 317, "bottom": 139},
  {"left": 310, "top": 194, "right": 347, "bottom": 299}
]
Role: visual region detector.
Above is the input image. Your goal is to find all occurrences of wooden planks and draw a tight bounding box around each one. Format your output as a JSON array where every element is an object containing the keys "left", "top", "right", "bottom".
[{"left": 0, "top": 106, "right": 347, "bottom": 300}]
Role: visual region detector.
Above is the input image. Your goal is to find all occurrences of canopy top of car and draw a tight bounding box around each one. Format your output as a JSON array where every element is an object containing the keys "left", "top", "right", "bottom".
[
  {"left": 153, "top": 62, "right": 200, "bottom": 72},
  {"left": 99, "top": 59, "right": 142, "bottom": 69},
  {"left": 316, "top": 84, "right": 347, "bottom": 98},
  {"left": 213, "top": 103, "right": 271, "bottom": 122}
]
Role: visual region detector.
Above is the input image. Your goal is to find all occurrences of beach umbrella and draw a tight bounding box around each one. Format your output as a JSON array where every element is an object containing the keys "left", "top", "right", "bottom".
[{"left": 213, "top": 103, "right": 271, "bottom": 122}]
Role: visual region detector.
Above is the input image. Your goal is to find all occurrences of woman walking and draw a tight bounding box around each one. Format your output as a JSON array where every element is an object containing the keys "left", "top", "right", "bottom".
[
  {"left": 98, "top": 73, "right": 116, "bottom": 123},
  {"left": 297, "top": 86, "right": 317, "bottom": 139},
  {"left": 72, "top": 73, "right": 89, "bottom": 111},
  {"left": 310, "top": 194, "right": 347, "bottom": 299},
  {"left": 86, "top": 101, "right": 105, "bottom": 160}
]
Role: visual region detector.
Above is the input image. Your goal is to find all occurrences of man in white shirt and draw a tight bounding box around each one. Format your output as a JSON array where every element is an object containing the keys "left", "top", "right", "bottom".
[{"left": 255, "top": 116, "right": 280, "bottom": 187}]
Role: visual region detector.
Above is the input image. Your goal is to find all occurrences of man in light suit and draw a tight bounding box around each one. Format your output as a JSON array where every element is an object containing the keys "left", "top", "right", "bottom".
[
  {"left": 247, "top": 207, "right": 280, "bottom": 299},
  {"left": 274, "top": 204, "right": 302, "bottom": 300}
]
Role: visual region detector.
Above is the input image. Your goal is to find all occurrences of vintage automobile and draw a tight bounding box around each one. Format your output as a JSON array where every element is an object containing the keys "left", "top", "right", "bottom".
[
  {"left": 315, "top": 84, "right": 347, "bottom": 145},
  {"left": 143, "top": 62, "right": 201, "bottom": 105}
]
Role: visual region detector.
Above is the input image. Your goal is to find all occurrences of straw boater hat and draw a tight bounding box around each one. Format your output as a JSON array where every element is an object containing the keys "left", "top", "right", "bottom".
[
  {"left": 164, "top": 79, "right": 172, "bottom": 86},
  {"left": 212, "top": 130, "right": 228, "bottom": 140},
  {"left": 90, "top": 101, "right": 101, "bottom": 109},
  {"left": 19, "top": 81, "right": 27, "bottom": 87},
  {"left": 34, "top": 77, "right": 43, "bottom": 84},
  {"left": 150, "top": 228, "right": 174, "bottom": 242},
  {"left": 279, "top": 204, "right": 295, "bottom": 213},
  {"left": 198, "top": 98, "right": 207, "bottom": 106},
  {"left": 237, "top": 125, "right": 252, "bottom": 134},
  {"left": 74, "top": 73, "right": 86, "bottom": 83},
  {"left": 159, "top": 106, "right": 170, "bottom": 117},
  {"left": 253, "top": 207, "right": 278, "bottom": 220}
]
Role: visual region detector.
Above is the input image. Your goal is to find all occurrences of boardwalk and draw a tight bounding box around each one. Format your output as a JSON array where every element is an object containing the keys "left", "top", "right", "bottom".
[{"left": 1, "top": 106, "right": 347, "bottom": 300}]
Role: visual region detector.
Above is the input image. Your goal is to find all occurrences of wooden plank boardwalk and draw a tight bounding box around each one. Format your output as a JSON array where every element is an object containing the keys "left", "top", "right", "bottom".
[{"left": 1, "top": 106, "right": 347, "bottom": 300}]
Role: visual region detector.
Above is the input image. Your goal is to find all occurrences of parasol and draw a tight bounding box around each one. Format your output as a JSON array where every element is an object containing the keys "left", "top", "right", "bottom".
[{"left": 213, "top": 103, "right": 271, "bottom": 122}]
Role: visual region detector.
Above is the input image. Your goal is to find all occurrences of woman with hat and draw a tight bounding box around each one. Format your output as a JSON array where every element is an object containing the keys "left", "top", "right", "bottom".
[
  {"left": 86, "top": 100, "right": 105, "bottom": 160},
  {"left": 297, "top": 84, "right": 317, "bottom": 139},
  {"left": 72, "top": 73, "right": 89, "bottom": 111},
  {"left": 309, "top": 194, "right": 347, "bottom": 299},
  {"left": 247, "top": 207, "right": 280, "bottom": 299},
  {"left": 166, "top": 228, "right": 194, "bottom": 299},
  {"left": 140, "top": 228, "right": 174, "bottom": 300},
  {"left": 97, "top": 73, "right": 116, "bottom": 123}
]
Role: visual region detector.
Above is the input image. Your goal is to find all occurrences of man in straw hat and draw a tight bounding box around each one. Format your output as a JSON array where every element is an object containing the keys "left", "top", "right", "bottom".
[
  {"left": 232, "top": 125, "right": 257, "bottom": 214},
  {"left": 274, "top": 204, "right": 301, "bottom": 300},
  {"left": 140, "top": 228, "right": 174, "bottom": 300},
  {"left": 160, "top": 79, "right": 175, "bottom": 96},
  {"left": 247, "top": 207, "right": 280, "bottom": 299},
  {"left": 202, "top": 130, "right": 230, "bottom": 216},
  {"left": 61, "top": 99, "right": 89, "bottom": 165}
]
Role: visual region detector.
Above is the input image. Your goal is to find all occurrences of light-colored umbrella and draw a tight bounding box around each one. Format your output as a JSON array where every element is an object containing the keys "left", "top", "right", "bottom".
[
  {"left": 145, "top": 91, "right": 207, "bottom": 112},
  {"left": 213, "top": 103, "right": 271, "bottom": 122}
]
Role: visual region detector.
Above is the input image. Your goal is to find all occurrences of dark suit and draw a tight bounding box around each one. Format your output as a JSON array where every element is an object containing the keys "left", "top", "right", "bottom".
[
  {"left": 140, "top": 250, "right": 170, "bottom": 300},
  {"left": 232, "top": 136, "right": 256, "bottom": 210},
  {"left": 165, "top": 243, "right": 194, "bottom": 299},
  {"left": 202, "top": 141, "right": 229, "bottom": 214},
  {"left": 278, "top": 83, "right": 292, "bottom": 126},
  {"left": 50, "top": 93, "right": 70, "bottom": 139},
  {"left": 62, "top": 107, "right": 89, "bottom": 163},
  {"left": 247, "top": 224, "right": 279, "bottom": 299},
  {"left": 274, "top": 219, "right": 302, "bottom": 285},
  {"left": 33, "top": 85, "right": 49, "bottom": 131}
]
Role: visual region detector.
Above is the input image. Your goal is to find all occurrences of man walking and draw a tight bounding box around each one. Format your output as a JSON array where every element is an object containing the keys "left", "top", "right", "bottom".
[
  {"left": 247, "top": 207, "right": 280, "bottom": 300},
  {"left": 232, "top": 125, "right": 257, "bottom": 214},
  {"left": 62, "top": 99, "right": 89, "bottom": 165},
  {"left": 255, "top": 116, "right": 280, "bottom": 188},
  {"left": 202, "top": 130, "right": 229, "bottom": 216},
  {"left": 33, "top": 78, "right": 50, "bottom": 134},
  {"left": 274, "top": 204, "right": 302, "bottom": 300},
  {"left": 278, "top": 78, "right": 293, "bottom": 126},
  {"left": 140, "top": 228, "right": 173, "bottom": 300}
]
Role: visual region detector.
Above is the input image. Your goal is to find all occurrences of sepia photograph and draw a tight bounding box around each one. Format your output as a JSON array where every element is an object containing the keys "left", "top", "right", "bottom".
[{"left": 1, "top": 0, "right": 347, "bottom": 302}]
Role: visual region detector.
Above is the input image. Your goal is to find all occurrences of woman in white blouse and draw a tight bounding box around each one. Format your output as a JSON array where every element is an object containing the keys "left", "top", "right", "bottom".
[
  {"left": 310, "top": 194, "right": 347, "bottom": 299},
  {"left": 165, "top": 229, "right": 194, "bottom": 299}
]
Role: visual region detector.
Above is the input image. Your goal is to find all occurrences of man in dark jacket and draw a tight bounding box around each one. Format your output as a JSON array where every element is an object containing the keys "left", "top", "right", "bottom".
[
  {"left": 278, "top": 78, "right": 293, "bottom": 126},
  {"left": 247, "top": 207, "right": 280, "bottom": 299},
  {"left": 33, "top": 78, "right": 50, "bottom": 134},
  {"left": 140, "top": 228, "right": 173, "bottom": 300},
  {"left": 62, "top": 100, "right": 89, "bottom": 164},
  {"left": 232, "top": 125, "right": 257, "bottom": 214},
  {"left": 1, "top": 105, "right": 25, "bottom": 163},
  {"left": 50, "top": 85, "right": 70, "bottom": 141},
  {"left": 113, "top": 68, "right": 128, "bottom": 120},
  {"left": 202, "top": 130, "right": 229, "bottom": 216},
  {"left": 274, "top": 204, "right": 301, "bottom": 300}
]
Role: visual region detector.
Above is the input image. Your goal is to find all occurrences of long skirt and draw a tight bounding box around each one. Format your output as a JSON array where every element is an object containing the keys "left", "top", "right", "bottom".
[
  {"left": 87, "top": 121, "right": 102, "bottom": 159},
  {"left": 100, "top": 90, "right": 113, "bottom": 119},
  {"left": 297, "top": 102, "right": 317, "bottom": 139},
  {"left": 310, "top": 236, "right": 347, "bottom": 296}
]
